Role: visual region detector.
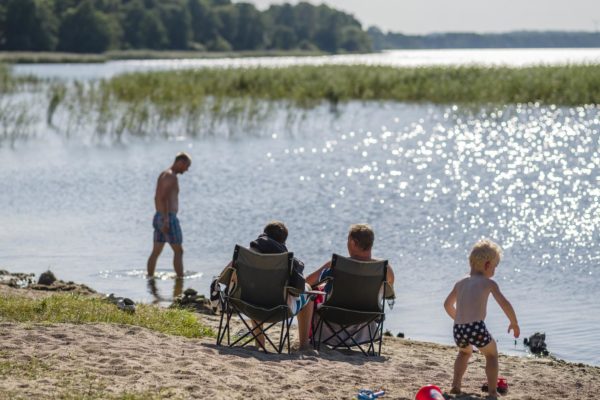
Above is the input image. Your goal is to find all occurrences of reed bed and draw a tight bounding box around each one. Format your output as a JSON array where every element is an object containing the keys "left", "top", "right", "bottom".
[
  {"left": 0, "top": 293, "right": 214, "bottom": 338},
  {"left": 1, "top": 63, "right": 599, "bottom": 144},
  {"left": 105, "top": 64, "right": 600, "bottom": 106}
]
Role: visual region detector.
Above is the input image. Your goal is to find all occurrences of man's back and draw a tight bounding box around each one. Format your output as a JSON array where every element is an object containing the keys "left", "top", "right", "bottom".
[{"left": 154, "top": 169, "right": 179, "bottom": 213}]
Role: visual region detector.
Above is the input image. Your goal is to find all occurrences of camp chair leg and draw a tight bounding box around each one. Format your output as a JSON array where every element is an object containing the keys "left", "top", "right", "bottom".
[
  {"left": 317, "top": 316, "right": 383, "bottom": 356},
  {"left": 216, "top": 307, "right": 231, "bottom": 346},
  {"left": 217, "top": 306, "right": 227, "bottom": 346},
  {"left": 227, "top": 307, "right": 289, "bottom": 353},
  {"left": 377, "top": 320, "right": 384, "bottom": 356}
]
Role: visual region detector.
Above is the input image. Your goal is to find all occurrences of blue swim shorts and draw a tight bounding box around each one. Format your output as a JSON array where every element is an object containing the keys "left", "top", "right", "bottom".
[
  {"left": 153, "top": 212, "right": 183, "bottom": 244},
  {"left": 453, "top": 320, "right": 493, "bottom": 349}
]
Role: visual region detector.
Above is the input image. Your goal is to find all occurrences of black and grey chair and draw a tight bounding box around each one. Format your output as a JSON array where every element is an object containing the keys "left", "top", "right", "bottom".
[
  {"left": 216, "top": 245, "right": 299, "bottom": 353},
  {"left": 312, "top": 254, "right": 393, "bottom": 356}
]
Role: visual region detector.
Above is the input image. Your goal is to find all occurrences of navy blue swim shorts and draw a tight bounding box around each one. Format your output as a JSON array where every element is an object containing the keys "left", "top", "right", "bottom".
[
  {"left": 453, "top": 320, "right": 493, "bottom": 349},
  {"left": 153, "top": 212, "right": 183, "bottom": 244}
]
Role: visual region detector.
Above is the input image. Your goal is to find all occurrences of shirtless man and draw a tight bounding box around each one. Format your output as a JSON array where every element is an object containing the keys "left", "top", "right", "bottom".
[
  {"left": 444, "top": 239, "right": 520, "bottom": 399},
  {"left": 146, "top": 152, "right": 192, "bottom": 278}
]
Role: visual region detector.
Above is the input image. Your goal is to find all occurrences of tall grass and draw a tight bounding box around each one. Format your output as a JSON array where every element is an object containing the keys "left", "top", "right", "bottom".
[
  {"left": 1, "top": 63, "right": 599, "bottom": 144},
  {"left": 0, "top": 294, "right": 214, "bottom": 338},
  {"left": 105, "top": 64, "right": 600, "bottom": 106}
]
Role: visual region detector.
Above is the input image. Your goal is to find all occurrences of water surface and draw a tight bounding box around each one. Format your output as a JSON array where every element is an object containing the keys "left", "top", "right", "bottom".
[{"left": 1, "top": 100, "right": 598, "bottom": 365}]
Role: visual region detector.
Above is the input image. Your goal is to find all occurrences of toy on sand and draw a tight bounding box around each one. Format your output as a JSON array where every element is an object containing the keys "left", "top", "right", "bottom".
[
  {"left": 481, "top": 376, "right": 509, "bottom": 394},
  {"left": 415, "top": 385, "right": 444, "bottom": 400}
]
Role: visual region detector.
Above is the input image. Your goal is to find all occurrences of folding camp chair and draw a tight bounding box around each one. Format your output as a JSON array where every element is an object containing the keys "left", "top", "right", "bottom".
[
  {"left": 312, "top": 254, "right": 393, "bottom": 356},
  {"left": 216, "top": 245, "right": 299, "bottom": 353}
]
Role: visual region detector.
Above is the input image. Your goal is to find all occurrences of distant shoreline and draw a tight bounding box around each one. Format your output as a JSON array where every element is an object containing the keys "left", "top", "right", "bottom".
[{"left": 0, "top": 50, "right": 328, "bottom": 65}]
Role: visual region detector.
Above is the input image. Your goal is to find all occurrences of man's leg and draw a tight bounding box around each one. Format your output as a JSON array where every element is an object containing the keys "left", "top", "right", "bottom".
[
  {"left": 479, "top": 340, "right": 499, "bottom": 398},
  {"left": 297, "top": 288, "right": 314, "bottom": 350},
  {"left": 251, "top": 320, "right": 265, "bottom": 349},
  {"left": 451, "top": 345, "right": 473, "bottom": 394},
  {"left": 173, "top": 276, "right": 183, "bottom": 298},
  {"left": 147, "top": 242, "right": 165, "bottom": 277},
  {"left": 169, "top": 243, "right": 184, "bottom": 278}
]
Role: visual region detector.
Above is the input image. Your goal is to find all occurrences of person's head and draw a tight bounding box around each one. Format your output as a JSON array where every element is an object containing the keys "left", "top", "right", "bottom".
[
  {"left": 469, "top": 239, "right": 502, "bottom": 277},
  {"left": 172, "top": 152, "right": 192, "bottom": 174},
  {"left": 263, "top": 220, "right": 288, "bottom": 244},
  {"left": 347, "top": 223, "right": 374, "bottom": 255}
]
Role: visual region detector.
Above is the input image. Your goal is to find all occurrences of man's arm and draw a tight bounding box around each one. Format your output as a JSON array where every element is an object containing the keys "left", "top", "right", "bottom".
[
  {"left": 386, "top": 263, "right": 395, "bottom": 285},
  {"left": 443, "top": 284, "right": 458, "bottom": 320},
  {"left": 490, "top": 280, "right": 520, "bottom": 338},
  {"left": 305, "top": 261, "right": 331, "bottom": 287}
]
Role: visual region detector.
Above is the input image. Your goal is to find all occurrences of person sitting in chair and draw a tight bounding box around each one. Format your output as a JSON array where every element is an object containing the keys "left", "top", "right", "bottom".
[
  {"left": 304, "top": 223, "right": 395, "bottom": 346},
  {"left": 214, "top": 221, "right": 314, "bottom": 351}
]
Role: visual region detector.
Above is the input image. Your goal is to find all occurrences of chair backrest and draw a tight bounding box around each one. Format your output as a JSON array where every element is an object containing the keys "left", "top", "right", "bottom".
[
  {"left": 323, "top": 254, "right": 388, "bottom": 312},
  {"left": 231, "top": 245, "right": 293, "bottom": 307}
]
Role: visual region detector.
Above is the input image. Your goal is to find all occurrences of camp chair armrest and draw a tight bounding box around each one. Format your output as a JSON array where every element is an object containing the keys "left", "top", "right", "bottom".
[
  {"left": 383, "top": 281, "right": 395, "bottom": 300},
  {"left": 311, "top": 276, "right": 332, "bottom": 290},
  {"left": 217, "top": 266, "right": 235, "bottom": 285},
  {"left": 285, "top": 286, "right": 304, "bottom": 297}
]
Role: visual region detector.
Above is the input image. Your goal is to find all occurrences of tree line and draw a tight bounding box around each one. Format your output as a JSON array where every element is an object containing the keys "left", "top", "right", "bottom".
[
  {"left": 0, "top": 0, "right": 372, "bottom": 53},
  {"left": 368, "top": 27, "right": 600, "bottom": 50}
]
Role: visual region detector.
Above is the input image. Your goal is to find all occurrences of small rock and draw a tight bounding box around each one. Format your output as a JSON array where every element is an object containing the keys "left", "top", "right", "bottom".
[
  {"left": 38, "top": 270, "right": 57, "bottom": 285},
  {"left": 396, "top": 332, "right": 405, "bottom": 338}
]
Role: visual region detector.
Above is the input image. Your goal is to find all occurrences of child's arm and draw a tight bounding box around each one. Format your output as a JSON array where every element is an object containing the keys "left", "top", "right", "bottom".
[
  {"left": 490, "top": 281, "right": 520, "bottom": 338},
  {"left": 443, "top": 284, "right": 458, "bottom": 320}
]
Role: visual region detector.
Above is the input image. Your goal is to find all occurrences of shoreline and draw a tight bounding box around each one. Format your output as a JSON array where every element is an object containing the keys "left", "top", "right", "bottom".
[{"left": 1, "top": 270, "right": 600, "bottom": 399}]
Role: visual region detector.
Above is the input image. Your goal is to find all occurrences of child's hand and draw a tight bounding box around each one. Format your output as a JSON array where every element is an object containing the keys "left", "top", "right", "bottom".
[{"left": 508, "top": 322, "right": 520, "bottom": 338}]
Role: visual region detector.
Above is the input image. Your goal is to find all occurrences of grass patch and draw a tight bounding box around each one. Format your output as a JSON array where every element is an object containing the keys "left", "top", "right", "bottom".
[
  {"left": 0, "top": 357, "right": 50, "bottom": 379},
  {"left": 0, "top": 293, "right": 213, "bottom": 338},
  {"left": 104, "top": 64, "right": 600, "bottom": 106}
]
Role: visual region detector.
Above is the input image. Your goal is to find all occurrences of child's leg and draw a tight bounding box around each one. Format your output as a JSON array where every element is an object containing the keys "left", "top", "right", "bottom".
[
  {"left": 479, "top": 340, "right": 499, "bottom": 398},
  {"left": 451, "top": 346, "right": 473, "bottom": 394}
]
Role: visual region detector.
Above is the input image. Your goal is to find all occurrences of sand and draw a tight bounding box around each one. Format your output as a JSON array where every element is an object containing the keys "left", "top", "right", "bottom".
[{"left": 1, "top": 283, "right": 599, "bottom": 399}]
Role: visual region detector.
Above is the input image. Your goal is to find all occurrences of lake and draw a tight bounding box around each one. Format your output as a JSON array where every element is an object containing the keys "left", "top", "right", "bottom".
[{"left": 1, "top": 49, "right": 599, "bottom": 365}]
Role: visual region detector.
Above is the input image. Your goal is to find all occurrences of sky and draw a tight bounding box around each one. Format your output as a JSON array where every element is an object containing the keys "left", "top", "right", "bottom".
[{"left": 246, "top": 0, "right": 600, "bottom": 35}]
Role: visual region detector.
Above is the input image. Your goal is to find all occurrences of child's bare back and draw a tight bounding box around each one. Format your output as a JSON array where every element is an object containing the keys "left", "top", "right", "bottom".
[{"left": 454, "top": 274, "right": 494, "bottom": 324}]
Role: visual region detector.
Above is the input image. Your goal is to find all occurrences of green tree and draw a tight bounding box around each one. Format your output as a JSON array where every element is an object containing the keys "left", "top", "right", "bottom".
[
  {"left": 187, "top": 0, "right": 219, "bottom": 45},
  {"left": 139, "top": 10, "right": 168, "bottom": 49},
  {"left": 160, "top": 3, "right": 191, "bottom": 49},
  {"left": 232, "top": 3, "right": 264, "bottom": 50},
  {"left": 270, "top": 26, "right": 297, "bottom": 50},
  {"left": 121, "top": 0, "right": 145, "bottom": 48},
  {"left": 2, "top": 0, "right": 58, "bottom": 51},
  {"left": 57, "top": 0, "right": 117, "bottom": 53},
  {"left": 340, "top": 25, "right": 371, "bottom": 52}
]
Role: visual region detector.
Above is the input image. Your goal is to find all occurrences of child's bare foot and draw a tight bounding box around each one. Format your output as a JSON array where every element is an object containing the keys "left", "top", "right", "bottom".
[
  {"left": 449, "top": 387, "right": 461, "bottom": 395},
  {"left": 486, "top": 392, "right": 498, "bottom": 399}
]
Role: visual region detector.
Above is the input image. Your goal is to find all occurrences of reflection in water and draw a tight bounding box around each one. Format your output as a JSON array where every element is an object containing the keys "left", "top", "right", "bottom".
[{"left": 147, "top": 276, "right": 184, "bottom": 305}]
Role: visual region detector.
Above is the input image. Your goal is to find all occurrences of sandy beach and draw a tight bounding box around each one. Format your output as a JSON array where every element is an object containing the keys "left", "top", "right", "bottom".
[{"left": 1, "top": 281, "right": 599, "bottom": 399}]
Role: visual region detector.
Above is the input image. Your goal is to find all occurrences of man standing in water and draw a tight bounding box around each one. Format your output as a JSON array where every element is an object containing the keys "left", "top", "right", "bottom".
[{"left": 147, "top": 152, "right": 192, "bottom": 278}]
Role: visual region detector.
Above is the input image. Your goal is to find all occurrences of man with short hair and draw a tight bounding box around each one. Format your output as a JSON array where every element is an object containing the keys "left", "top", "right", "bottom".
[
  {"left": 303, "top": 223, "right": 395, "bottom": 346},
  {"left": 147, "top": 152, "right": 192, "bottom": 278}
]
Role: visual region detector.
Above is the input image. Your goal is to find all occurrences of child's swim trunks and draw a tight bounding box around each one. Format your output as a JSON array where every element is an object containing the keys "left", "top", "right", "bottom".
[
  {"left": 153, "top": 212, "right": 183, "bottom": 244},
  {"left": 453, "top": 320, "right": 493, "bottom": 348}
]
